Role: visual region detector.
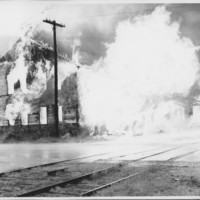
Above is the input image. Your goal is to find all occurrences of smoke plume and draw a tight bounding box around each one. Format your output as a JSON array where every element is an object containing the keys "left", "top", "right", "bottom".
[{"left": 78, "top": 6, "right": 200, "bottom": 134}]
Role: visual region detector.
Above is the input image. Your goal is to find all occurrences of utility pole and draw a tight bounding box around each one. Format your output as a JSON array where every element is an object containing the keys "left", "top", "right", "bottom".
[{"left": 43, "top": 19, "right": 65, "bottom": 137}]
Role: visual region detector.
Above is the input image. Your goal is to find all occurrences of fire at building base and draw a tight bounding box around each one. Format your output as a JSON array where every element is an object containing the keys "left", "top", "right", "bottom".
[
  {"left": 0, "top": 36, "right": 80, "bottom": 139},
  {"left": 1, "top": 6, "right": 200, "bottom": 139}
]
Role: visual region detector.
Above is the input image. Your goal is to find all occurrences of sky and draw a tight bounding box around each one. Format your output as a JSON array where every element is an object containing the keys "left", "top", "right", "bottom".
[{"left": 1, "top": 2, "right": 200, "bottom": 65}]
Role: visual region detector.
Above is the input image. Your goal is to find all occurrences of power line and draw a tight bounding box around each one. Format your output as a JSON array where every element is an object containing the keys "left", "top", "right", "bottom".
[
  {"left": 67, "top": 7, "right": 157, "bottom": 20},
  {"left": 29, "top": 4, "right": 187, "bottom": 33},
  {"left": 59, "top": 4, "right": 185, "bottom": 21}
]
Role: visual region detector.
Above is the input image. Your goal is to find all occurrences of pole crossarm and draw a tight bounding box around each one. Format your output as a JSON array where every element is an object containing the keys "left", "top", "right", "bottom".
[{"left": 43, "top": 19, "right": 65, "bottom": 28}]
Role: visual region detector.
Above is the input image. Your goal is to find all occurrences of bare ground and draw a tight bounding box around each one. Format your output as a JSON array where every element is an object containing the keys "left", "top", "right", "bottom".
[
  {"left": 1, "top": 160, "right": 200, "bottom": 197},
  {"left": 95, "top": 161, "right": 200, "bottom": 196}
]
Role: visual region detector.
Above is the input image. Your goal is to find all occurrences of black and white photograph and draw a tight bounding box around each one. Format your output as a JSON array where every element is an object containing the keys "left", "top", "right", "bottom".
[{"left": 1, "top": 0, "right": 200, "bottom": 198}]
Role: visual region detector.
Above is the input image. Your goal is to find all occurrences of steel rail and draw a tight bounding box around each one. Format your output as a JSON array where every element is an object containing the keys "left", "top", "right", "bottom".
[
  {"left": 80, "top": 148, "right": 200, "bottom": 196},
  {"left": 47, "top": 147, "right": 164, "bottom": 176},
  {"left": 81, "top": 172, "right": 140, "bottom": 196},
  {"left": 2, "top": 141, "right": 198, "bottom": 177},
  {"left": 17, "top": 163, "right": 122, "bottom": 197},
  {"left": 47, "top": 142, "right": 199, "bottom": 176},
  {"left": 0, "top": 152, "right": 111, "bottom": 177},
  {"left": 16, "top": 145, "right": 186, "bottom": 197},
  {"left": 167, "top": 149, "right": 200, "bottom": 161}
]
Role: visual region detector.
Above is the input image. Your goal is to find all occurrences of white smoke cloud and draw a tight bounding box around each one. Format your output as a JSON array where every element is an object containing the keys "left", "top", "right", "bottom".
[{"left": 78, "top": 6, "right": 200, "bottom": 134}]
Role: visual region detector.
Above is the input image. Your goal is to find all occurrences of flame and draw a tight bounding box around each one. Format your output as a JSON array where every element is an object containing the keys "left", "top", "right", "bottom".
[
  {"left": 5, "top": 29, "right": 49, "bottom": 124},
  {"left": 5, "top": 28, "right": 78, "bottom": 124},
  {"left": 4, "top": 6, "right": 200, "bottom": 131},
  {"left": 5, "top": 90, "right": 31, "bottom": 125},
  {"left": 58, "top": 62, "right": 78, "bottom": 90},
  {"left": 78, "top": 6, "right": 200, "bottom": 135},
  {"left": 72, "top": 37, "right": 82, "bottom": 66},
  {"left": 7, "top": 37, "right": 30, "bottom": 94},
  {"left": 57, "top": 38, "right": 80, "bottom": 89},
  {"left": 27, "top": 61, "right": 49, "bottom": 98}
]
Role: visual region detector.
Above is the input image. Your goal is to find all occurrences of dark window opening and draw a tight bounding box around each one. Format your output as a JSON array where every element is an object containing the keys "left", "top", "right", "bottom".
[{"left": 14, "top": 80, "right": 20, "bottom": 90}]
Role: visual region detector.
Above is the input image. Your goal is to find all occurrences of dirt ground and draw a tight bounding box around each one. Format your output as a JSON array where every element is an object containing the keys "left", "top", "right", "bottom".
[
  {"left": 2, "top": 160, "right": 200, "bottom": 197},
  {"left": 95, "top": 161, "right": 200, "bottom": 196}
]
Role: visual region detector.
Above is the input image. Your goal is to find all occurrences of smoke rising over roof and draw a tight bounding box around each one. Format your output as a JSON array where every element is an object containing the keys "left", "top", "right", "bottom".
[
  {"left": 78, "top": 6, "right": 200, "bottom": 134},
  {"left": 1, "top": 2, "right": 200, "bottom": 133},
  {"left": 2, "top": 3, "right": 200, "bottom": 65}
]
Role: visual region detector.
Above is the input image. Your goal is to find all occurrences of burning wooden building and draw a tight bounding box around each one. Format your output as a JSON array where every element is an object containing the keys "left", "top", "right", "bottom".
[{"left": 0, "top": 36, "right": 79, "bottom": 127}]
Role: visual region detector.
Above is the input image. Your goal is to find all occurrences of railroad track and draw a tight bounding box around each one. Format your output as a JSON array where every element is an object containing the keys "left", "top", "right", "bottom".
[
  {"left": 0, "top": 152, "right": 112, "bottom": 177},
  {"left": 0, "top": 142, "right": 199, "bottom": 197},
  {"left": 0, "top": 146, "right": 163, "bottom": 196},
  {"left": 81, "top": 148, "right": 200, "bottom": 197}
]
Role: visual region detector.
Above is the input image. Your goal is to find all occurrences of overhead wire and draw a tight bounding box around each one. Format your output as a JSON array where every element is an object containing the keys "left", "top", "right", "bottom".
[
  {"left": 58, "top": 4, "right": 186, "bottom": 21},
  {"left": 35, "top": 3, "right": 189, "bottom": 69},
  {"left": 57, "top": 4, "right": 188, "bottom": 69}
]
